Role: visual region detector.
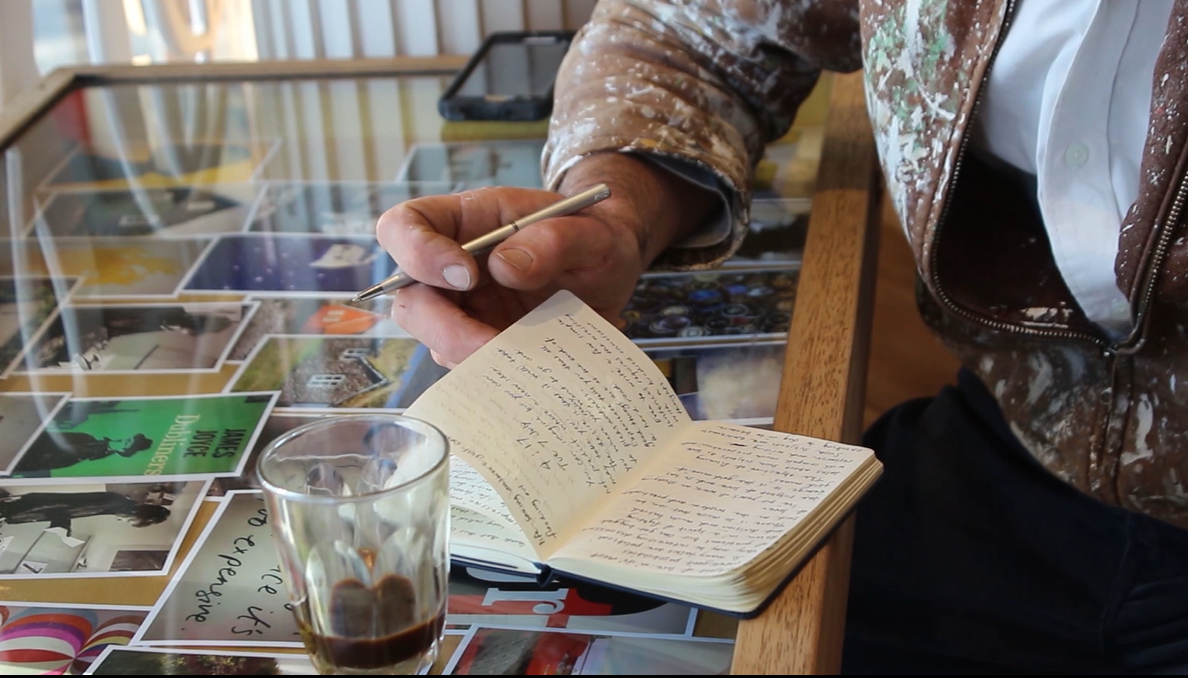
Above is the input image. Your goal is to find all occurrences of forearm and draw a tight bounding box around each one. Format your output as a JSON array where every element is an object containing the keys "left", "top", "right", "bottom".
[
  {"left": 543, "top": 0, "right": 855, "bottom": 270},
  {"left": 556, "top": 152, "right": 718, "bottom": 266}
]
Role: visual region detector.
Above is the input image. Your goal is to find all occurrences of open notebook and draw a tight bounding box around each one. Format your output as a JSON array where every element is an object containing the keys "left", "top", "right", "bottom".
[{"left": 405, "top": 290, "right": 882, "bottom": 617}]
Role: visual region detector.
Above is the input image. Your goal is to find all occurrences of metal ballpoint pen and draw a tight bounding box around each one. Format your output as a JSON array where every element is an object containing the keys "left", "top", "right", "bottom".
[{"left": 351, "top": 183, "right": 612, "bottom": 303}]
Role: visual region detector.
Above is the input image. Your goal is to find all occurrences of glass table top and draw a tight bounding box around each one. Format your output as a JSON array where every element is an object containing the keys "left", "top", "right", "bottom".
[{"left": 0, "top": 68, "right": 827, "bottom": 675}]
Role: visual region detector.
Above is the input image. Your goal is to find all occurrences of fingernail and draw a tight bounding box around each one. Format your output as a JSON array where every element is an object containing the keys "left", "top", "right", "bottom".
[
  {"left": 430, "top": 349, "right": 456, "bottom": 369},
  {"left": 496, "top": 248, "right": 533, "bottom": 272},
  {"left": 442, "top": 264, "right": 471, "bottom": 290}
]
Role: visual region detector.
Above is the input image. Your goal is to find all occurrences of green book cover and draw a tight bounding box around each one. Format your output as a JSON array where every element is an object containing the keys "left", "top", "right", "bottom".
[{"left": 9, "top": 393, "right": 277, "bottom": 481}]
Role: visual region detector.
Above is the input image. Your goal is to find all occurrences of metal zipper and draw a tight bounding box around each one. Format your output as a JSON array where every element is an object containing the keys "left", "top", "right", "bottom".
[
  {"left": 929, "top": 0, "right": 1113, "bottom": 351},
  {"left": 1113, "top": 174, "right": 1188, "bottom": 355},
  {"left": 922, "top": 0, "right": 1188, "bottom": 507}
]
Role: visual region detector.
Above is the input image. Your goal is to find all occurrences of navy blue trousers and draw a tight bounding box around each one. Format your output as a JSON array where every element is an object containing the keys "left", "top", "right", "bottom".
[{"left": 841, "top": 369, "right": 1188, "bottom": 674}]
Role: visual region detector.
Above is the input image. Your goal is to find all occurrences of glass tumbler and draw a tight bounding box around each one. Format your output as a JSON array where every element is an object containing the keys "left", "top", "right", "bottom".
[{"left": 257, "top": 414, "right": 450, "bottom": 675}]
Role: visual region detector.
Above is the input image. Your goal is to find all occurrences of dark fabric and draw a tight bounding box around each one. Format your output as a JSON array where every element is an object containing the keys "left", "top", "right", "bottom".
[{"left": 842, "top": 369, "right": 1188, "bottom": 674}]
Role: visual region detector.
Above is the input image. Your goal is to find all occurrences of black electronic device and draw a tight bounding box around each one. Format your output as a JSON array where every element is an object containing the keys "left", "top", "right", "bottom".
[{"left": 438, "top": 30, "right": 574, "bottom": 122}]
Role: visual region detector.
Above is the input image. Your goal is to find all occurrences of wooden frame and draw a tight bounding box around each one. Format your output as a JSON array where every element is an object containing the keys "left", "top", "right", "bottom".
[
  {"left": 0, "top": 58, "right": 880, "bottom": 675},
  {"left": 0, "top": 56, "right": 468, "bottom": 152},
  {"left": 731, "top": 71, "right": 881, "bottom": 675}
]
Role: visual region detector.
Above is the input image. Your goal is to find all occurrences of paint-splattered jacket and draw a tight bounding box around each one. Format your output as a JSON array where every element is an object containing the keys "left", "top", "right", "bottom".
[{"left": 542, "top": 0, "right": 1188, "bottom": 530}]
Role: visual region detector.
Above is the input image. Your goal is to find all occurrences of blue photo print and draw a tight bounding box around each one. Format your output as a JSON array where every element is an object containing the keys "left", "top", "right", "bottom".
[
  {"left": 248, "top": 181, "right": 457, "bottom": 236},
  {"left": 181, "top": 234, "right": 394, "bottom": 294}
]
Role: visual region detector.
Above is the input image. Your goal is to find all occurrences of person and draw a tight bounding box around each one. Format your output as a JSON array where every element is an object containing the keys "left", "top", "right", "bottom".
[
  {"left": 0, "top": 489, "right": 171, "bottom": 535},
  {"left": 16, "top": 432, "right": 153, "bottom": 473},
  {"left": 376, "top": 0, "right": 1188, "bottom": 672}
]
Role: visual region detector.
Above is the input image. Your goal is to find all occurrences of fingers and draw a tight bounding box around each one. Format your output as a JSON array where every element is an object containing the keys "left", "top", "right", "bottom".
[
  {"left": 487, "top": 214, "right": 620, "bottom": 290},
  {"left": 429, "top": 349, "right": 456, "bottom": 370},
  {"left": 391, "top": 285, "right": 498, "bottom": 367},
  {"left": 376, "top": 188, "right": 564, "bottom": 292},
  {"left": 378, "top": 186, "right": 635, "bottom": 366},
  {"left": 376, "top": 199, "right": 478, "bottom": 292}
]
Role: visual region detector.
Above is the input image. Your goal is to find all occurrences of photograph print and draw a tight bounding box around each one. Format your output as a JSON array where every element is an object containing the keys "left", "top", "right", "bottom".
[
  {"left": 84, "top": 647, "right": 316, "bottom": 675},
  {"left": 621, "top": 268, "right": 798, "bottom": 342},
  {"left": 182, "top": 234, "right": 395, "bottom": 294},
  {"left": 0, "top": 392, "right": 69, "bottom": 475},
  {"left": 0, "top": 237, "right": 213, "bottom": 298},
  {"left": 204, "top": 411, "right": 338, "bottom": 497},
  {"left": 18, "top": 302, "right": 256, "bottom": 373},
  {"left": 751, "top": 126, "right": 822, "bottom": 202},
  {"left": 395, "top": 140, "right": 546, "bottom": 189},
  {"left": 0, "top": 602, "right": 148, "bottom": 675},
  {"left": 134, "top": 491, "right": 305, "bottom": 647},
  {"left": 42, "top": 139, "right": 275, "bottom": 191},
  {"left": 447, "top": 628, "right": 733, "bottom": 676},
  {"left": 28, "top": 185, "right": 259, "bottom": 239},
  {"left": 228, "top": 296, "right": 407, "bottom": 361},
  {"left": 138, "top": 492, "right": 689, "bottom": 649},
  {"left": 247, "top": 181, "right": 457, "bottom": 235},
  {"left": 448, "top": 566, "right": 696, "bottom": 636},
  {"left": 0, "top": 275, "right": 75, "bottom": 377},
  {"left": 228, "top": 335, "right": 446, "bottom": 409},
  {"left": 725, "top": 198, "right": 809, "bottom": 267},
  {"left": 7, "top": 392, "right": 276, "bottom": 481},
  {"left": 0, "top": 480, "right": 206, "bottom": 579},
  {"left": 646, "top": 340, "right": 787, "bottom": 423}
]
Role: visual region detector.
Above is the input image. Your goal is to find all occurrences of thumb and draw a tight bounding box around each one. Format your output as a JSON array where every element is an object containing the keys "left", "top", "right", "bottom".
[{"left": 376, "top": 188, "right": 567, "bottom": 291}]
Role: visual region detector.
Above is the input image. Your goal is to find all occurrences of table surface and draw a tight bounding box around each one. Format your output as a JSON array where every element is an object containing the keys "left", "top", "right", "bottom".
[{"left": 0, "top": 57, "right": 878, "bottom": 675}]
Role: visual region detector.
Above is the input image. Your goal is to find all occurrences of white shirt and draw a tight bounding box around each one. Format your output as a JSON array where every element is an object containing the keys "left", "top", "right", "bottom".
[{"left": 972, "top": 0, "right": 1174, "bottom": 339}]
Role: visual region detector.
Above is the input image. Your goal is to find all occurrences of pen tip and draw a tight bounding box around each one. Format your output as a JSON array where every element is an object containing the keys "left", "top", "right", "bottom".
[{"left": 352, "top": 284, "right": 385, "bottom": 303}]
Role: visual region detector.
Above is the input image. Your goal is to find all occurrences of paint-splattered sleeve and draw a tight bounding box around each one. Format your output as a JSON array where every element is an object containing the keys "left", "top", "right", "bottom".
[{"left": 542, "top": 0, "right": 861, "bottom": 268}]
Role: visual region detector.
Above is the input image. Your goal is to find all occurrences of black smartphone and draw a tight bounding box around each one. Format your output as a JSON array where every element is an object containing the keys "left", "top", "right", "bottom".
[{"left": 438, "top": 30, "right": 575, "bottom": 122}]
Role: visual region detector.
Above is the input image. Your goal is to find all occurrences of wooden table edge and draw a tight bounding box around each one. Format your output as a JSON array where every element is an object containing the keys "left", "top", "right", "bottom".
[{"left": 731, "top": 70, "right": 880, "bottom": 675}]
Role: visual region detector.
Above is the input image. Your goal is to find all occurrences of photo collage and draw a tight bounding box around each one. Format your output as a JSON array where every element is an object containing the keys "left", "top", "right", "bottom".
[{"left": 0, "top": 128, "right": 812, "bottom": 673}]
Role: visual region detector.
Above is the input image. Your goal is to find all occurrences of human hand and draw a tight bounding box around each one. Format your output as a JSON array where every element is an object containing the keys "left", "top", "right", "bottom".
[{"left": 376, "top": 152, "right": 717, "bottom": 367}]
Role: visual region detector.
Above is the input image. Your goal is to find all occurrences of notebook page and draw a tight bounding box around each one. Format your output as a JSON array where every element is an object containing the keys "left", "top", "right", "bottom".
[
  {"left": 406, "top": 291, "right": 691, "bottom": 558},
  {"left": 550, "top": 422, "right": 874, "bottom": 577}
]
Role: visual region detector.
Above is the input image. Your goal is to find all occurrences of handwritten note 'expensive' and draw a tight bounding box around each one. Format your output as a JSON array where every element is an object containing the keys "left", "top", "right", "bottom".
[{"left": 135, "top": 491, "right": 303, "bottom": 647}]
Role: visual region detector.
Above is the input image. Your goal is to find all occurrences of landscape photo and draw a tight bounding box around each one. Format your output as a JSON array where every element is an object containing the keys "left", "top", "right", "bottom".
[
  {"left": 228, "top": 295, "right": 407, "bottom": 361},
  {"left": 228, "top": 335, "right": 445, "bottom": 409}
]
